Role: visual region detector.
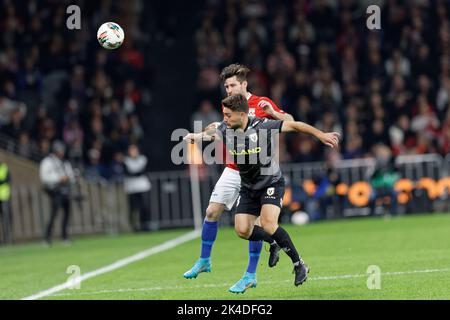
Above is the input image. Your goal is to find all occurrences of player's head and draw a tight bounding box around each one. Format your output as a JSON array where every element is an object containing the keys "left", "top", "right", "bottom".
[
  {"left": 222, "top": 94, "right": 249, "bottom": 129},
  {"left": 52, "top": 140, "right": 66, "bottom": 159},
  {"left": 128, "top": 143, "right": 140, "bottom": 158},
  {"left": 220, "top": 64, "right": 250, "bottom": 96}
]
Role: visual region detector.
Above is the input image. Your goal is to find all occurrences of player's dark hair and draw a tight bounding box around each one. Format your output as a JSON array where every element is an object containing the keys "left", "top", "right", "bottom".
[
  {"left": 220, "top": 63, "right": 250, "bottom": 83},
  {"left": 222, "top": 94, "right": 249, "bottom": 113}
]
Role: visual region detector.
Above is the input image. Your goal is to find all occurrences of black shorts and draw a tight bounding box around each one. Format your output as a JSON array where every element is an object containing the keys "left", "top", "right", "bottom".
[{"left": 236, "top": 179, "right": 285, "bottom": 216}]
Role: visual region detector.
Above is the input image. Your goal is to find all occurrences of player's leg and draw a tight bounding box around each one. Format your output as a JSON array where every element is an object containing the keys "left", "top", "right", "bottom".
[
  {"left": 260, "top": 204, "right": 309, "bottom": 286},
  {"left": 183, "top": 168, "right": 240, "bottom": 279},
  {"left": 183, "top": 201, "right": 224, "bottom": 279},
  {"left": 229, "top": 189, "right": 261, "bottom": 294},
  {"left": 235, "top": 213, "right": 280, "bottom": 269},
  {"left": 200, "top": 201, "right": 224, "bottom": 259},
  {"left": 229, "top": 211, "right": 260, "bottom": 293},
  {"left": 234, "top": 213, "right": 266, "bottom": 274},
  {"left": 254, "top": 216, "right": 281, "bottom": 267},
  {"left": 259, "top": 181, "right": 309, "bottom": 286}
]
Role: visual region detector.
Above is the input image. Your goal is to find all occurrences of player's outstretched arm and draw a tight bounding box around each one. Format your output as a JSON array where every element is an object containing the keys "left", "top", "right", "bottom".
[
  {"left": 281, "top": 121, "right": 340, "bottom": 148},
  {"left": 272, "top": 110, "right": 294, "bottom": 121},
  {"left": 183, "top": 122, "right": 222, "bottom": 143}
]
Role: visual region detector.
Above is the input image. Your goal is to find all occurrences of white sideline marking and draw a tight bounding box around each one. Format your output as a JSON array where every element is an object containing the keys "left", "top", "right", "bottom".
[
  {"left": 22, "top": 230, "right": 201, "bottom": 300},
  {"left": 48, "top": 267, "right": 450, "bottom": 297}
]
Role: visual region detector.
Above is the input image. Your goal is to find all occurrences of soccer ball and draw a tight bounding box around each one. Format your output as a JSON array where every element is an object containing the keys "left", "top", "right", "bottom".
[
  {"left": 97, "top": 22, "right": 125, "bottom": 49},
  {"left": 291, "top": 211, "right": 310, "bottom": 225}
]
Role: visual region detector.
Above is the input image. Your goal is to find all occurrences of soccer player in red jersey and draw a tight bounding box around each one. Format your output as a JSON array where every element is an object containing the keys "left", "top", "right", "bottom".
[{"left": 183, "top": 64, "right": 294, "bottom": 294}]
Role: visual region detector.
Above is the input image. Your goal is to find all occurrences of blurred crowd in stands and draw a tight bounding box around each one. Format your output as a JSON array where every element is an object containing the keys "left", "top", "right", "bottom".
[
  {"left": 0, "top": 0, "right": 149, "bottom": 181},
  {"left": 2, "top": 0, "right": 450, "bottom": 181},
  {"left": 192, "top": 0, "right": 450, "bottom": 164}
]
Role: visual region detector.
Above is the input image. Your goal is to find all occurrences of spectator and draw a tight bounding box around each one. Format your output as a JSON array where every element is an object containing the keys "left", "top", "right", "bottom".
[
  {"left": 190, "top": 100, "right": 221, "bottom": 131},
  {"left": 39, "top": 141, "right": 76, "bottom": 245},
  {"left": 410, "top": 96, "right": 440, "bottom": 138},
  {"left": 389, "top": 114, "right": 415, "bottom": 156},
  {"left": 385, "top": 49, "right": 411, "bottom": 78},
  {"left": 436, "top": 75, "right": 450, "bottom": 117},
  {"left": 312, "top": 68, "right": 342, "bottom": 108},
  {"left": 2, "top": 108, "right": 25, "bottom": 140},
  {"left": 343, "top": 135, "right": 364, "bottom": 160},
  {"left": 84, "top": 148, "right": 108, "bottom": 183},
  {"left": 109, "top": 151, "right": 125, "bottom": 182},
  {"left": 238, "top": 18, "right": 268, "bottom": 50},
  {"left": 305, "top": 151, "right": 343, "bottom": 221},
  {"left": 368, "top": 144, "right": 400, "bottom": 216},
  {"left": 266, "top": 43, "right": 296, "bottom": 80},
  {"left": 123, "top": 144, "right": 151, "bottom": 232},
  {"left": 0, "top": 160, "right": 12, "bottom": 244}
]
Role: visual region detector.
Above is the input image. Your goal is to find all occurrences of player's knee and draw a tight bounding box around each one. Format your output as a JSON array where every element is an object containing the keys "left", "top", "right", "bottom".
[
  {"left": 260, "top": 218, "right": 277, "bottom": 235},
  {"left": 205, "top": 205, "right": 222, "bottom": 221},
  {"left": 234, "top": 225, "right": 251, "bottom": 239}
]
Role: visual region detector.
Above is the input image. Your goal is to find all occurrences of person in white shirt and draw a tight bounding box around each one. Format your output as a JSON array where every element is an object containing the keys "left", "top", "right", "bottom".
[
  {"left": 39, "top": 141, "right": 75, "bottom": 245},
  {"left": 123, "top": 144, "right": 151, "bottom": 231}
]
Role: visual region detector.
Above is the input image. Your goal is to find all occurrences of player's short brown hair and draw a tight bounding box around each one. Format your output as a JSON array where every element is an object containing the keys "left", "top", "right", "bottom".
[
  {"left": 220, "top": 64, "right": 250, "bottom": 83},
  {"left": 222, "top": 94, "right": 249, "bottom": 113}
]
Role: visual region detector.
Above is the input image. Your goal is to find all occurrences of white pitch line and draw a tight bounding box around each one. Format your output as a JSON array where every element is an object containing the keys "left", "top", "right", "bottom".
[
  {"left": 22, "top": 230, "right": 201, "bottom": 300},
  {"left": 48, "top": 267, "right": 450, "bottom": 297}
]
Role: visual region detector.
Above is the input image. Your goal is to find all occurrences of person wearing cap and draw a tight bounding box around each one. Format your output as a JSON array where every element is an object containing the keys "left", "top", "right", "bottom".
[{"left": 39, "top": 140, "right": 75, "bottom": 245}]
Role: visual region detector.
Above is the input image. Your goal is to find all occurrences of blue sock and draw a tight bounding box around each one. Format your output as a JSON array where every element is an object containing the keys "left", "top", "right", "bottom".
[
  {"left": 246, "top": 241, "right": 262, "bottom": 273},
  {"left": 200, "top": 220, "right": 218, "bottom": 259}
]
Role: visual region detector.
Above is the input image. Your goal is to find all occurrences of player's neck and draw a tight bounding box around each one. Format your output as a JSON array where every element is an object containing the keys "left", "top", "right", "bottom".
[
  {"left": 245, "top": 92, "right": 251, "bottom": 100},
  {"left": 239, "top": 117, "right": 249, "bottom": 131}
]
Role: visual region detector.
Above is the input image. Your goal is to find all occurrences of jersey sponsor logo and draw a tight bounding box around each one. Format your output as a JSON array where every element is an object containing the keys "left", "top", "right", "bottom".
[
  {"left": 229, "top": 147, "right": 262, "bottom": 156},
  {"left": 248, "top": 108, "right": 256, "bottom": 116},
  {"left": 249, "top": 133, "right": 258, "bottom": 142},
  {"left": 267, "top": 187, "right": 274, "bottom": 196}
]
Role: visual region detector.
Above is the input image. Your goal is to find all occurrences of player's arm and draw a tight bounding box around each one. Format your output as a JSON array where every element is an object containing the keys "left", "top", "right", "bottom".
[
  {"left": 281, "top": 121, "right": 340, "bottom": 148},
  {"left": 258, "top": 100, "right": 294, "bottom": 121},
  {"left": 272, "top": 109, "right": 294, "bottom": 121},
  {"left": 183, "top": 122, "right": 222, "bottom": 142},
  {"left": 204, "top": 122, "right": 221, "bottom": 132}
]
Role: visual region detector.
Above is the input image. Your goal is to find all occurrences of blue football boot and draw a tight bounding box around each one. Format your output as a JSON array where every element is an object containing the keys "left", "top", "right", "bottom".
[
  {"left": 183, "top": 258, "right": 211, "bottom": 279},
  {"left": 228, "top": 272, "right": 257, "bottom": 294}
]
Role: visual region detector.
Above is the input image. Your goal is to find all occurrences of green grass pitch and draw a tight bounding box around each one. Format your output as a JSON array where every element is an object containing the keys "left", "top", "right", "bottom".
[{"left": 1, "top": 213, "right": 449, "bottom": 300}]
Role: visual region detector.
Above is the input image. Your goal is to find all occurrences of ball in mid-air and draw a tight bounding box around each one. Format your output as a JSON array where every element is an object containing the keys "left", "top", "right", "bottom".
[
  {"left": 291, "top": 211, "right": 310, "bottom": 225},
  {"left": 97, "top": 22, "right": 125, "bottom": 49}
]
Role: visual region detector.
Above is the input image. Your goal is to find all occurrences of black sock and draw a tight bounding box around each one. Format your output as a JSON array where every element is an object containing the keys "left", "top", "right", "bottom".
[
  {"left": 248, "top": 225, "right": 275, "bottom": 244},
  {"left": 270, "top": 226, "right": 300, "bottom": 264}
]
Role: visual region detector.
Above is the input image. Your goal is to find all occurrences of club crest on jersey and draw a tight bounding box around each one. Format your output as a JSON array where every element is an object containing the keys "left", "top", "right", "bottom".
[
  {"left": 249, "top": 133, "right": 258, "bottom": 142},
  {"left": 248, "top": 108, "right": 256, "bottom": 116},
  {"left": 267, "top": 187, "right": 274, "bottom": 196}
]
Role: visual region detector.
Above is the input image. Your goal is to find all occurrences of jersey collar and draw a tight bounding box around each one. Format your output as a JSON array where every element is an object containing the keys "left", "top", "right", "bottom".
[{"left": 243, "top": 117, "right": 253, "bottom": 132}]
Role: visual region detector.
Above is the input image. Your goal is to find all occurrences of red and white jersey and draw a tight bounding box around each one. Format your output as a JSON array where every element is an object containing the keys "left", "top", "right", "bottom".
[
  {"left": 247, "top": 94, "right": 286, "bottom": 118},
  {"left": 221, "top": 93, "right": 287, "bottom": 171}
]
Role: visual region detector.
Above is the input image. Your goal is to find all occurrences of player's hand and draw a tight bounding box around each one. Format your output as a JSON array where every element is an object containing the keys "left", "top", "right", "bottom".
[
  {"left": 204, "top": 122, "right": 220, "bottom": 133},
  {"left": 319, "top": 132, "right": 340, "bottom": 148},
  {"left": 258, "top": 100, "right": 275, "bottom": 116},
  {"left": 183, "top": 133, "right": 199, "bottom": 143}
]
